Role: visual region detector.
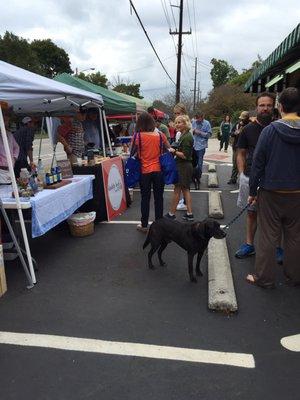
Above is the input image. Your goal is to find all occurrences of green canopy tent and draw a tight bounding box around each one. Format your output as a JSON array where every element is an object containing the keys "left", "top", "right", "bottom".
[
  {"left": 54, "top": 73, "right": 137, "bottom": 155},
  {"left": 112, "top": 91, "right": 152, "bottom": 113},
  {"left": 54, "top": 73, "right": 136, "bottom": 115}
]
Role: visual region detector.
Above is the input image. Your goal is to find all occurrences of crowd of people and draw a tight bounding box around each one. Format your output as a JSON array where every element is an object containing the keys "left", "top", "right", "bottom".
[{"left": 131, "top": 87, "right": 300, "bottom": 289}]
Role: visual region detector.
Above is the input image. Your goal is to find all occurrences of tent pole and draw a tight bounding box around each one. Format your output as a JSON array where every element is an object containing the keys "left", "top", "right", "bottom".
[
  {"left": 102, "top": 109, "right": 113, "bottom": 156},
  {"left": 0, "top": 200, "right": 34, "bottom": 288},
  {"left": 98, "top": 108, "right": 106, "bottom": 157},
  {"left": 0, "top": 106, "right": 36, "bottom": 284}
]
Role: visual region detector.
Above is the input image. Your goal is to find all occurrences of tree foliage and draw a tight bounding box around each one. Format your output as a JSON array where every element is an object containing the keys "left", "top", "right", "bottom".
[
  {"left": 113, "top": 83, "right": 143, "bottom": 99},
  {"left": 200, "top": 84, "right": 255, "bottom": 126},
  {"left": 77, "top": 71, "right": 108, "bottom": 88},
  {"left": 31, "top": 39, "right": 72, "bottom": 77},
  {"left": 0, "top": 31, "right": 72, "bottom": 77},
  {"left": 0, "top": 31, "right": 41, "bottom": 73},
  {"left": 210, "top": 58, "right": 238, "bottom": 88}
]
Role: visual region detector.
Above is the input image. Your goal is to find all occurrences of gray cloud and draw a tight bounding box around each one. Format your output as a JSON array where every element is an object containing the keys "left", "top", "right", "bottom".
[{"left": 1, "top": 0, "right": 299, "bottom": 100}]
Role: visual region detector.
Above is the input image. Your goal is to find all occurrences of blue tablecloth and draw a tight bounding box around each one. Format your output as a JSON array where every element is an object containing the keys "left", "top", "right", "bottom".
[{"left": 0, "top": 175, "right": 94, "bottom": 238}]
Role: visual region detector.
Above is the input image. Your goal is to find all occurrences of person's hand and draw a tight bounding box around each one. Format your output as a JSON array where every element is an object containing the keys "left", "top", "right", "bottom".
[
  {"left": 30, "top": 161, "right": 36, "bottom": 169},
  {"left": 248, "top": 196, "right": 257, "bottom": 206},
  {"left": 168, "top": 147, "right": 176, "bottom": 153}
]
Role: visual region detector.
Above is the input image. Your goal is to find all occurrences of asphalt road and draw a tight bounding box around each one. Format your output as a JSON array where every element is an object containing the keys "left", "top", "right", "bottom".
[{"left": 0, "top": 156, "right": 299, "bottom": 399}]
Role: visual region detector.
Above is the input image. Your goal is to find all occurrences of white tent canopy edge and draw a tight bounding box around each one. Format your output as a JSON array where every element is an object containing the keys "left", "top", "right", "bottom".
[{"left": 0, "top": 60, "right": 105, "bottom": 287}]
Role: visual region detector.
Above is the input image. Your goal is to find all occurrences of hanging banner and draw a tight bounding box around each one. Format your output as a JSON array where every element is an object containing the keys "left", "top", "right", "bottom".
[{"left": 101, "top": 157, "right": 127, "bottom": 221}]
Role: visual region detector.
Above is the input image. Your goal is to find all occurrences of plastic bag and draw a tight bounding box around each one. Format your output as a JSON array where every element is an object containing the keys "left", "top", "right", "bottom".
[{"left": 67, "top": 212, "right": 96, "bottom": 227}]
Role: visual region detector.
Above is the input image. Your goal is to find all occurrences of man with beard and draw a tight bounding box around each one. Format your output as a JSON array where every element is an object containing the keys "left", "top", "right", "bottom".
[
  {"left": 247, "top": 87, "right": 300, "bottom": 287},
  {"left": 235, "top": 92, "right": 275, "bottom": 258}
]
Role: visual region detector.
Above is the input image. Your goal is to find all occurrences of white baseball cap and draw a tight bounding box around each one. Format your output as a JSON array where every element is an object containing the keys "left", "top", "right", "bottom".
[{"left": 22, "top": 116, "right": 32, "bottom": 124}]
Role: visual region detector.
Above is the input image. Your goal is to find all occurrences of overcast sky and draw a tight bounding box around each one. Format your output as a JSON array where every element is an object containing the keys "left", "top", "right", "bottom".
[{"left": 1, "top": 0, "right": 299, "bottom": 101}]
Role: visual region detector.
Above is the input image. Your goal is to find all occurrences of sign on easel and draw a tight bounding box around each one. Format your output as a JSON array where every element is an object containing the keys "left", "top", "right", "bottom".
[{"left": 101, "top": 157, "right": 127, "bottom": 221}]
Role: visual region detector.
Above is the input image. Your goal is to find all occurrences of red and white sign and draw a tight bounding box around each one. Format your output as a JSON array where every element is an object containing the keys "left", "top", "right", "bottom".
[{"left": 101, "top": 157, "right": 127, "bottom": 221}]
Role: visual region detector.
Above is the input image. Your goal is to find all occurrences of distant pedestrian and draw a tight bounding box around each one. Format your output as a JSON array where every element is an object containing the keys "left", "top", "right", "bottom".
[
  {"left": 166, "top": 114, "right": 194, "bottom": 221},
  {"left": 14, "top": 116, "right": 35, "bottom": 177},
  {"left": 247, "top": 87, "right": 300, "bottom": 287},
  {"left": 227, "top": 111, "right": 250, "bottom": 184},
  {"left": 219, "top": 115, "right": 232, "bottom": 152},
  {"left": 132, "top": 112, "right": 171, "bottom": 232},
  {"left": 192, "top": 111, "right": 212, "bottom": 184}
]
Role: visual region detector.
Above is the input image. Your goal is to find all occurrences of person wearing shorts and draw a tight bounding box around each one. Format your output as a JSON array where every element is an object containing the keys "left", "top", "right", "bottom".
[{"left": 235, "top": 92, "right": 275, "bottom": 258}]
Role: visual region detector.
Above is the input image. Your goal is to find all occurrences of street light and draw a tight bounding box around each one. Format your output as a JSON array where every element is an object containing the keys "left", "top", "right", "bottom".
[{"left": 75, "top": 67, "right": 95, "bottom": 75}]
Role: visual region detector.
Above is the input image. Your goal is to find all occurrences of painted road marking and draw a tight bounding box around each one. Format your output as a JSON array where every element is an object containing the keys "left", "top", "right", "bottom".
[
  {"left": 132, "top": 189, "right": 221, "bottom": 193},
  {"left": 0, "top": 331, "right": 255, "bottom": 368},
  {"left": 230, "top": 189, "right": 240, "bottom": 194},
  {"left": 281, "top": 334, "right": 300, "bottom": 352}
]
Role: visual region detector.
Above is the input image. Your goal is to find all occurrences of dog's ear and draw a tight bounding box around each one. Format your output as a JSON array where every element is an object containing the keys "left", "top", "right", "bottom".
[{"left": 191, "top": 222, "right": 207, "bottom": 240}]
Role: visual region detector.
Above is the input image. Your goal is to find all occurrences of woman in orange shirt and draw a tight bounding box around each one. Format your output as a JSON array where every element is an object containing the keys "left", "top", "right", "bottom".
[{"left": 133, "top": 112, "right": 173, "bottom": 232}]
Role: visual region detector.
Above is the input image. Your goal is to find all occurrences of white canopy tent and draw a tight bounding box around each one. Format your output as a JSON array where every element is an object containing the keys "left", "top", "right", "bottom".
[{"left": 0, "top": 60, "right": 104, "bottom": 287}]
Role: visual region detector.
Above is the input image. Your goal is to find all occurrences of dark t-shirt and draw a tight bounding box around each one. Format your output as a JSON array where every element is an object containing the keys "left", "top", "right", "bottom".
[{"left": 237, "top": 121, "right": 264, "bottom": 176}]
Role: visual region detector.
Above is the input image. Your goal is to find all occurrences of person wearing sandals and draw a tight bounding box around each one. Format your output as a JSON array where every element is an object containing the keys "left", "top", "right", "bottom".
[
  {"left": 247, "top": 87, "right": 300, "bottom": 288},
  {"left": 166, "top": 115, "right": 194, "bottom": 221},
  {"left": 132, "top": 112, "right": 171, "bottom": 233}
]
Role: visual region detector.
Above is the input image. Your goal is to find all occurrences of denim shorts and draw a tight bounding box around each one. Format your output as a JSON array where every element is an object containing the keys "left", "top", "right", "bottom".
[{"left": 237, "top": 173, "right": 257, "bottom": 212}]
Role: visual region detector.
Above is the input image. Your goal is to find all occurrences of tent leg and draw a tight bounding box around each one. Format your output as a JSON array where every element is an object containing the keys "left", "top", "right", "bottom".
[
  {"left": 0, "top": 201, "right": 34, "bottom": 289},
  {"left": 0, "top": 106, "right": 36, "bottom": 285},
  {"left": 98, "top": 108, "right": 106, "bottom": 157},
  {"left": 102, "top": 109, "right": 113, "bottom": 156}
]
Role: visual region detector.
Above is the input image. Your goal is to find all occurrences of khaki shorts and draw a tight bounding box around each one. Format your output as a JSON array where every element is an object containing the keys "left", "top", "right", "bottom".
[{"left": 237, "top": 173, "right": 257, "bottom": 212}]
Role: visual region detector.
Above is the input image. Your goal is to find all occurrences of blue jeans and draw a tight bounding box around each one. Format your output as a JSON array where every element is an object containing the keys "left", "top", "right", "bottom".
[
  {"left": 140, "top": 172, "right": 164, "bottom": 227},
  {"left": 195, "top": 149, "right": 206, "bottom": 178}
]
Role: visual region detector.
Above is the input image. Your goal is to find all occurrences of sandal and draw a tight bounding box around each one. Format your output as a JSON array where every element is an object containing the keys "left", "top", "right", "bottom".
[{"left": 246, "top": 274, "right": 275, "bottom": 289}]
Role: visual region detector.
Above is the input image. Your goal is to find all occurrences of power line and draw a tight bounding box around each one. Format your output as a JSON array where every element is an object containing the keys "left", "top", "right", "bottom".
[
  {"left": 129, "top": 0, "right": 176, "bottom": 85},
  {"left": 116, "top": 55, "right": 176, "bottom": 74}
]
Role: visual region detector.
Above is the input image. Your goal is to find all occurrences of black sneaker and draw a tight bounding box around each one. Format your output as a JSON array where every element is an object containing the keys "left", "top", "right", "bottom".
[
  {"left": 164, "top": 213, "right": 176, "bottom": 220},
  {"left": 182, "top": 213, "right": 194, "bottom": 221}
]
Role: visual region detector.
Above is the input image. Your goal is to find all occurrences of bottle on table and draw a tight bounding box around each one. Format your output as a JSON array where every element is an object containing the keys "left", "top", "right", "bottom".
[{"left": 36, "top": 158, "right": 45, "bottom": 190}]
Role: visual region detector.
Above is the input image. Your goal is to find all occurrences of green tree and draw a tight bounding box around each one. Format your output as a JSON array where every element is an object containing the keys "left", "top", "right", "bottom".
[
  {"left": 113, "top": 83, "right": 143, "bottom": 98},
  {"left": 77, "top": 71, "right": 108, "bottom": 88},
  {"left": 229, "top": 55, "right": 264, "bottom": 87},
  {"left": 30, "top": 39, "right": 72, "bottom": 77},
  {"left": 210, "top": 58, "right": 238, "bottom": 88},
  {"left": 200, "top": 84, "right": 255, "bottom": 126},
  {"left": 0, "top": 31, "right": 41, "bottom": 73}
]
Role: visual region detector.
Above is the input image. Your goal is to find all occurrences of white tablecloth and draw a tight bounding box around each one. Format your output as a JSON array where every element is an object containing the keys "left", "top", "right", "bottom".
[{"left": 0, "top": 175, "right": 94, "bottom": 238}]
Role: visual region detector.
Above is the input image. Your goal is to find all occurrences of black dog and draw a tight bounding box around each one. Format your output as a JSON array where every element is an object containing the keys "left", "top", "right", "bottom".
[
  {"left": 143, "top": 218, "right": 226, "bottom": 282},
  {"left": 192, "top": 167, "right": 201, "bottom": 190}
]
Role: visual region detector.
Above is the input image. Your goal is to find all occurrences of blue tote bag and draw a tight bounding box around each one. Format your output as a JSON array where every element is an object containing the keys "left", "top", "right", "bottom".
[
  {"left": 159, "top": 134, "right": 178, "bottom": 185},
  {"left": 124, "top": 132, "right": 142, "bottom": 188}
]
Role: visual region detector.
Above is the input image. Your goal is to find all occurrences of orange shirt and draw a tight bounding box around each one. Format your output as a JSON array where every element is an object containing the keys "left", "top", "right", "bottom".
[{"left": 134, "top": 131, "right": 167, "bottom": 174}]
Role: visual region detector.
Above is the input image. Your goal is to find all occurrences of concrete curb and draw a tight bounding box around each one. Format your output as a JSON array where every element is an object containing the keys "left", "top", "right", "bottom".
[
  {"left": 208, "top": 191, "right": 224, "bottom": 219},
  {"left": 208, "top": 163, "right": 216, "bottom": 172},
  {"left": 208, "top": 172, "right": 219, "bottom": 188},
  {"left": 208, "top": 238, "right": 238, "bottom": 313}
]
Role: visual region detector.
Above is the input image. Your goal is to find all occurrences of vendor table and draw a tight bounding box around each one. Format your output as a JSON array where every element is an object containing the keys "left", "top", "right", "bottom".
[
  {"left": 73, "top": 157, "right": 130, "bottom": 223},
  {"left": 0, "top": 175, "right": 94, "bottom": 238}
]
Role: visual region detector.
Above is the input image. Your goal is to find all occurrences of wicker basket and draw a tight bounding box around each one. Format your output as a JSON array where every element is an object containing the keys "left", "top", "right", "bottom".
[{"left": 69, "top": 221, "right": 94, "bottom": 237}]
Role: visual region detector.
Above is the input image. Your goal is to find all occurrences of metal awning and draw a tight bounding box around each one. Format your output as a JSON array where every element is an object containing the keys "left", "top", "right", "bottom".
[
  {"left": 265, "top": 74, "right": 284, "bottom": 88},
  {"left": 245, "top": 23, "right": 300, "bottom": 91},
  {"left": 285, "top": 60, "right": 300, "bottom": 74}
]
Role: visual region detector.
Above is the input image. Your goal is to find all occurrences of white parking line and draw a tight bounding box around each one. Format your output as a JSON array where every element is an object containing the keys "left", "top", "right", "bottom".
[
  {"left": 281, "top": 334, "right": 300, "bottom": 352},
  {"left": 0, "top": 331, "right": 255, "bottom": 368}
]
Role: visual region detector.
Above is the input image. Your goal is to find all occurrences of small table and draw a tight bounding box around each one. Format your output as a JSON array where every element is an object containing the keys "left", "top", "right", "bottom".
[{"left": 0, "top": 175, "right": 95, "bottom": 238}]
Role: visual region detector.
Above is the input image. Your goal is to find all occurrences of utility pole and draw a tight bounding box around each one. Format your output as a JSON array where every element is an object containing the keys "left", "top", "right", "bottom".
[
  {"left": 193, "top": 57, "right": 197, "bottom": 111},
  {"left": 197, "top": 81, "right": 201, "bottom": 104},
  {"left": 170, "top": 0, "right": 191, "bottom": 103}
]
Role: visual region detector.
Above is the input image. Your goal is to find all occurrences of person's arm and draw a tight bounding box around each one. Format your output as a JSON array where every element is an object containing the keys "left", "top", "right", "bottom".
[
  {"left": 194, "top": 121, "right": 212, "bottom": 138},
  {"left": 249, "top": 132, "right": 268, "bottom": 199},
  {"left": 236, "top": 149, "right": 246, "bottom": 174},
  {"left": 175, "top": 135, "right": 192, "bottom": 159}
]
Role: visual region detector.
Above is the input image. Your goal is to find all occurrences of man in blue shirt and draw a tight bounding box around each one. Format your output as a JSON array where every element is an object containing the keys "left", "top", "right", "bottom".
[{"left": 192, "top": 112, "right": 212, "bottom": 184}]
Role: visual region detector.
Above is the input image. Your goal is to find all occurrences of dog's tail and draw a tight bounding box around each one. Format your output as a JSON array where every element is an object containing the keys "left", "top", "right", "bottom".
[{"left": 143, "top": 232, "right": 150, "bottom": 249}]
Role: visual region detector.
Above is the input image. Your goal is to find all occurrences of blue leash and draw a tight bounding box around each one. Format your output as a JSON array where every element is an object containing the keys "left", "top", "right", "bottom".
[{"left": 223, "top": 203, "right": 250, "bottom": 231}]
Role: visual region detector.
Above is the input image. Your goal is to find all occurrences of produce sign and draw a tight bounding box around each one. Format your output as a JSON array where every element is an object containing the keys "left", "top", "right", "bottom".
[{"left": 101, "top": 157, "right": 127, "bottom": 221}]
